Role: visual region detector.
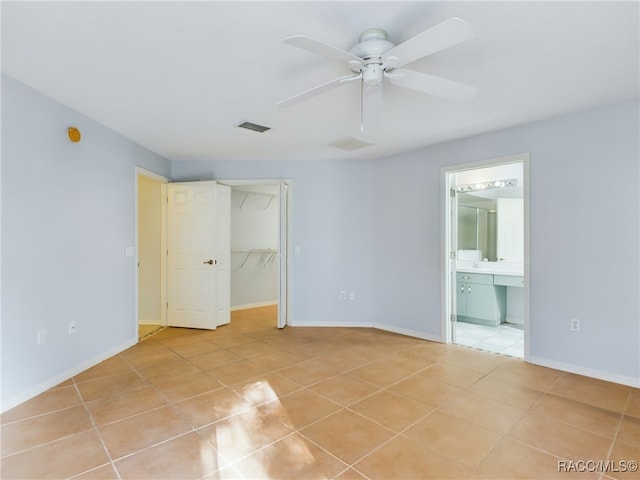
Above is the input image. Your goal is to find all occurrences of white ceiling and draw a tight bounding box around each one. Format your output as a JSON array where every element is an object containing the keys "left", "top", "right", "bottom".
[{"left": 2, "top": 1, "right": 638, "bottom": 162}]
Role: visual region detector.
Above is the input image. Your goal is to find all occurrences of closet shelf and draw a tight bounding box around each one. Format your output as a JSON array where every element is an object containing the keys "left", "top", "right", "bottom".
[{"left": 233, "top": 189, "right": 278, "bottom": 210}]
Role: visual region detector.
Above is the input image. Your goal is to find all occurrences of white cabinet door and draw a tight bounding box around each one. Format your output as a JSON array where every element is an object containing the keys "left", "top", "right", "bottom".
[{"left": 167, "top": 181, "right": 230, "bottom": 330}]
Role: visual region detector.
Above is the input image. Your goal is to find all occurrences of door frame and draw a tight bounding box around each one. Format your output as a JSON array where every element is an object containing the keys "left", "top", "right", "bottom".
[
  {"left": 135, "top": 172, "right": 292, "bottom": 337},
  {"left": 218, "top": 179, "right": 292, "bottom": 329},
  {"left": 441, "top": 153, "right": 530, "bottom": 359},
  {"left": 135, "top": 167, "right": 169, "bottom": 339}
]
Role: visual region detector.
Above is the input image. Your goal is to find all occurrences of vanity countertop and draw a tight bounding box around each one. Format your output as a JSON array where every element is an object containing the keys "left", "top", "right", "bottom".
[{"left": 456, "top": 261, "right": 523, "bottom": 277}]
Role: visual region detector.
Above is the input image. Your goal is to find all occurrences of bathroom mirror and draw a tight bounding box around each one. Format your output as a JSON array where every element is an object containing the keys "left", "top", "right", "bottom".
[{"left": 458, "top": 193, "right": 497, "bottom": 261}]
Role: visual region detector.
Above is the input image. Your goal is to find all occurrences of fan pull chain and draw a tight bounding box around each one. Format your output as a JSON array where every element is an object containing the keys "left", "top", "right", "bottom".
[{"left": 360, "top": 78, "right": 365, "bottom": 132}]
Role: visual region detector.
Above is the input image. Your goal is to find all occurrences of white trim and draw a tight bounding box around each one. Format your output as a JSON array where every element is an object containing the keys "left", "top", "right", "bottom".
[
  {"left": 138, "top": 318, "right": 162, "bottom": 325},
  {"left": 287, "top": 320, "right": 442, "bottom": 343},
  {"left": 1, "top": 337, "right": 137, "bottom": 414},
  {"left": 372, "top": 323, "right": 443, "bottom": 343},
  {"left": 441, "top": 153, "right": 530, "bottom": 359},
  {"left": 527, "top": 355, "right": 640, "bottom": 388},
  {"left": 231, "top": 301, "right": 277, "bottom": 311}
]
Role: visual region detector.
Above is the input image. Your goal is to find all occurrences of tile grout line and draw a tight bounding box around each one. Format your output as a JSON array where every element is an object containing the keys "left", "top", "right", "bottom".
[{"left": 70, "top": 378, "right": 122, "bottom": 480}]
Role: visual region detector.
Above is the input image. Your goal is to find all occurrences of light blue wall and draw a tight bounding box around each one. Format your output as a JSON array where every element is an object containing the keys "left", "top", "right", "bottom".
[
  {"left": 371, "top": 100, "right": 639, "bottom": 383},
  {"left": 175, "top": 100, "right": 639, "bottom": 384},
  {"left": 172, "top": 159, "right": 376, "bottom": 326},
  {"left": 2, "top": 72, "right": 637, "bottom": 410},
  {"left": 1, "top": 75, "right": 171, "bottom": 408}
]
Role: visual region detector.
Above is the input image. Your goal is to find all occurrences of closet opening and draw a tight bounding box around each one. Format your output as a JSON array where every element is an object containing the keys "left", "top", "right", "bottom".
[{"left": 222, "top": 180, "right": 290, "bottom": 329}]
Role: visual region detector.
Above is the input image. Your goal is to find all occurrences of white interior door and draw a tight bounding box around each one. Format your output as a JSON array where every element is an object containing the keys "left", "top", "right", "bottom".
[
  {"left": 214, "top": 184, "right": 231, "bottom": 326},
  {"left": 167, "top": 181, "right": 230, "bottom": 330}
]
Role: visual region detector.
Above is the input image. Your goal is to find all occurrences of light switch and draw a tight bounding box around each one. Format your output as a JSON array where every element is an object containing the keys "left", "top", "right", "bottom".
[{"left": 125, "top": 246, "right": 135, "bottom": 257}]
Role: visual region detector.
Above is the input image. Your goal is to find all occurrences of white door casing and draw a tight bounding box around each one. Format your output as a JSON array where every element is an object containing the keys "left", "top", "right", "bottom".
[
  {"left": 167, "top": 181, "right": 230, "bottom": 330},
  {"left": 277, "top": 182, "right": 288, "bottom": 329},
  {"left": 214, "top": 184, "right": 231, "bottom": 327}
]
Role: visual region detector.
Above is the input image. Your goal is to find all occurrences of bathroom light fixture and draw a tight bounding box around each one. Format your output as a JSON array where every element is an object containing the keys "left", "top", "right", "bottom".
[{"left": 455, "top": 178, "right": 517, "bottom": 193}]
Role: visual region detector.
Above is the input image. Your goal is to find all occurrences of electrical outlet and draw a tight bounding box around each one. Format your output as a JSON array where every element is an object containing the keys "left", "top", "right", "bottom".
[
  {"left": 68, "top": 321, "right": 77, "bottom": 335},
  {"left": 340, "top": 291, "right": 347, "bottom": 300},
  {"left": 349, "top": 291, "right": 356, "bottom": 301},
  {"left": 37, "top": 329, "right": 46, "bottom": 345},
  {"left": 570, "top": 318, "right": 581, "bottom": 332}
]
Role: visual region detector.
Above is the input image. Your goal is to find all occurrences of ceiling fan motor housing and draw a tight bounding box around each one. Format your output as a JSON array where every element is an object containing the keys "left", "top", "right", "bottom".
[
  {"left": 349, "top": 28, "right": 395, "bottom": 87},
  {"left": 349, "top": 28, "right": 395, "bottom": 62}
]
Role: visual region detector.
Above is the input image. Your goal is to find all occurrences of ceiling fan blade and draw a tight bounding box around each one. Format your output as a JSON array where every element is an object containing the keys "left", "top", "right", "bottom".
[
  {"left": 386, "top": 69, "right": 476, "bottom": 102},
  {"left": 283, "top": 35, "right": 363, "bottom": 65},
  {"left": 278, "top": 74, "right": 361, "bottom": 108},
  {"left": 382, "top": 17, "right": 474, "bottom": 69}
]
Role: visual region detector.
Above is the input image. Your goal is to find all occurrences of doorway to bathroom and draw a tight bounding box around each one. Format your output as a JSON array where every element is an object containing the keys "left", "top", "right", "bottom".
[{"left": 443, "top": 154, "right": 529, "bottom": 359}]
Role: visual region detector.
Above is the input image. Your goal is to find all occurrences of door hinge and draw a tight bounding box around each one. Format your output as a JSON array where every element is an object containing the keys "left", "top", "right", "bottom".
[
  {"left": 450, "top": 313, "right": 457, "bottom": 323},
  {"left": 450, "top": 250, "right": 456, "bottom": 260},
  {"left": 450, "top": 188, "right": 456, "bottom": 198}
]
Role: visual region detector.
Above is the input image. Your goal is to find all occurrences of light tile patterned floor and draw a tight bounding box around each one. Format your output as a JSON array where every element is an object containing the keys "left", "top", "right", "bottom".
[
  {"left": 1, "top": 306, "right": 638, "bottom": 479},
  {"left": 455, "top": 321, "right": 524, "bottom": 358}
]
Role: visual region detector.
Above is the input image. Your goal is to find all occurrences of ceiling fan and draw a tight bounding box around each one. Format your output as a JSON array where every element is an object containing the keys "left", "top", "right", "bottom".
[{"left": 278, "top": 17, "right": 477, "bottom": 113}]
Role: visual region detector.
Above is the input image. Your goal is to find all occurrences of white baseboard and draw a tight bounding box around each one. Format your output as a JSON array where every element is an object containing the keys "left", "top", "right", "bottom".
[
  {"left": 231, "top": 301, "right": 277, "bottom": 311},
  {"left": 527, "top": 355, "right": 640, "bottom": 388},
  {"left": 372, "top": 322, "right": 443, "bottom": 343},
  {"left": 1, "top": 337, "right": 137, "bottom": 414},
  {"left": 138, "top": 318, "right": 162, "bottom": 325},
  {"left": 287, "top": 320, "right": 442, "bottom": 343}
]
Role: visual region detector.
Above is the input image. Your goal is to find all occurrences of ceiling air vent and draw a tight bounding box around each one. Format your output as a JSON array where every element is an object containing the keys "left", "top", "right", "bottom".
[
  {"left": 237, "top": 121, "right": 271, "bottom": 133},
  {"left": 329, "top": 137, "right": 373, "bottom": 151}
]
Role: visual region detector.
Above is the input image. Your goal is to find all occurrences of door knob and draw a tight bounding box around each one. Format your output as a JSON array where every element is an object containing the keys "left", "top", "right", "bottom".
[{"left": 203, "top": 259, "right": 217, "bottom": 265}]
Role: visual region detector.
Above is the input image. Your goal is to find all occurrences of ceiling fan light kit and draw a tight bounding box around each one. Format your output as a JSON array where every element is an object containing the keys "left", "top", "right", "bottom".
[{"left": 279, "top": 17, "right": 478, "bottom": 125}]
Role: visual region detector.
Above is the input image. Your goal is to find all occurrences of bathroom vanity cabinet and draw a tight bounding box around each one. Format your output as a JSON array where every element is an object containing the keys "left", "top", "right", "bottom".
[{"left": 456, "top": 272, "right": 506, "bottom": 326}]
